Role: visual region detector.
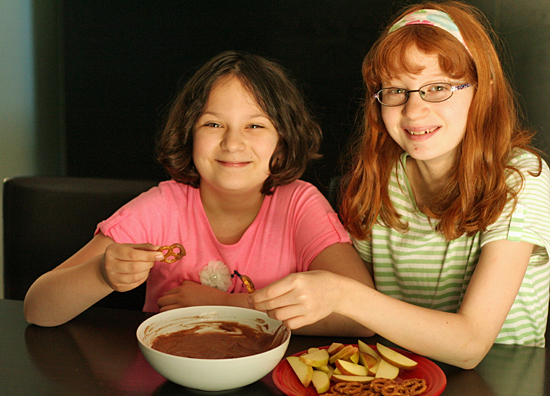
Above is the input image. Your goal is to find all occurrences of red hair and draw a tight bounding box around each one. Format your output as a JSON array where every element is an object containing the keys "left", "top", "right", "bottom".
[{"left": 341, "top": 1, "right": 541, "bottom": 241}]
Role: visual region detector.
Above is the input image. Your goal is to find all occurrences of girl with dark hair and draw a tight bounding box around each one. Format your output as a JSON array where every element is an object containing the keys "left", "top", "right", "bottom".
[
  {"left": 25, "top": 51, "right": 372, "bottom": 335},
  {"left": 250, "top": 2, "right": 550, "bottom": 368}
]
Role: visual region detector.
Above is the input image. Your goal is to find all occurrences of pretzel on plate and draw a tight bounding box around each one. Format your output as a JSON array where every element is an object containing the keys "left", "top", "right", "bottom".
[
  {"left": 332, "top": 381, "right": 366, "bottom": 395},
  {"left": 328, "top": 378, "right": 427, "bottom": 396},
  {"left": 401, "top": 379, "right": 427, "bottom": 396}
]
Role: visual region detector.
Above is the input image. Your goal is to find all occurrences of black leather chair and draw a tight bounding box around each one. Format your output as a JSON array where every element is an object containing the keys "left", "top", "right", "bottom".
[
  {"left": 328, "top": 175, "right": 344, "bottom": 211},
  {"left": 3, "top": 176, "right": 159, "bottom": 310}
]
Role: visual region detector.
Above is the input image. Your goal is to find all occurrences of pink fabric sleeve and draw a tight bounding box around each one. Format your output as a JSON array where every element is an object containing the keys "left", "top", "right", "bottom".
[
  {"left": 95, "top": 184, "right": 169, "bottom": 244},
  {"left": 285, "top": 182, "right": 351, "bottom": 272}
]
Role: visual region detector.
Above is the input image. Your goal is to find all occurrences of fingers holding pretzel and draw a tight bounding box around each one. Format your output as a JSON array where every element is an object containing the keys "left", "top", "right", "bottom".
[{"left": 158, "top": 243, "right": 186, "bottom": 263}]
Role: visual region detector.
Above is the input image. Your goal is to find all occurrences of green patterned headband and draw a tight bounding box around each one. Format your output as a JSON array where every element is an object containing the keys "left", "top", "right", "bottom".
[{"left": 389, "top": 9, "right": 470, "bottom": 54}]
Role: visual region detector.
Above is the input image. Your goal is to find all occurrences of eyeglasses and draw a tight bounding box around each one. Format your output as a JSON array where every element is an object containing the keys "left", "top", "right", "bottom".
[{"left": 374, "top": 82, "right": 472, "bottom": 107}]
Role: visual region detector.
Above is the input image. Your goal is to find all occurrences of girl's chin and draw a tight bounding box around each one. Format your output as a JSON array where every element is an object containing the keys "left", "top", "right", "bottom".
[{"left": 405, "top": 149, "right": 459, "bottom": 167}]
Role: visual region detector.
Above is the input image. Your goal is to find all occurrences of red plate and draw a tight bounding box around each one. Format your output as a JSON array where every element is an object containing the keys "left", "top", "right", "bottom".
[{"left": 272, "top": 344, "right": 446, "bottom": 396}]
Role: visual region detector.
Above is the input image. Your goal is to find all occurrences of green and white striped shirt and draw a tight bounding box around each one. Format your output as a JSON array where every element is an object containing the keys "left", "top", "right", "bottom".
[{"left": 353, "top": 150, "right": 550, "bottom": 346}]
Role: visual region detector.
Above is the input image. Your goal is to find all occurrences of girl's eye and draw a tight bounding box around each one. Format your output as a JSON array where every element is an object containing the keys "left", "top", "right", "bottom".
[
  {"left": 204, "top": 122, "right": 222, "bottom": 128},
  {"left": 388, "top": 88, "right": 406, "bottom": 95},
  {"left": 248, "top": 124, "right": 264, "bottom": 129},
  {"left": 427, "top": 84, "right": 449, "bottom": 92}
]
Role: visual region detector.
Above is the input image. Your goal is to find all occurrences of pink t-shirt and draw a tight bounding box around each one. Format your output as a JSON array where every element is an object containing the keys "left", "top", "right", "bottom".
[{"left": 96, "top": 180, "right": 350, "bottom": 312}]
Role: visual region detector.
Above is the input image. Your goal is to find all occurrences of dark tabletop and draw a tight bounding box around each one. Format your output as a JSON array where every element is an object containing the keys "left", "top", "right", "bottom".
[{"left": 1, "top": 298, "right": 549, "bottom": 396}]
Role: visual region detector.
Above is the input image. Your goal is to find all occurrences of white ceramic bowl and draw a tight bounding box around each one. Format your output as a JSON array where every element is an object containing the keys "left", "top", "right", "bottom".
[{"left": 136, "top": 306, "right": 290, "bottom": 391}]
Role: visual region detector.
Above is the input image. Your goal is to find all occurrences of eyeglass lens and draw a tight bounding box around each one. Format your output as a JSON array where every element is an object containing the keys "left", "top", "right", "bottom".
[{"left": 377, "top": 82, "right": 454, "bottom": 106}]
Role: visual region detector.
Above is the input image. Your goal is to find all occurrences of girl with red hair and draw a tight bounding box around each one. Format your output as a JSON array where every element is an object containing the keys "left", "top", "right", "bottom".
[{"left": 251, "top": 1, "right": 550, "bottom": 368}]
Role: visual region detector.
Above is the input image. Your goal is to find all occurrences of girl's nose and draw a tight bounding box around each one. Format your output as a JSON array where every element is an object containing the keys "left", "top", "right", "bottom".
[
  {"left": 402, "top": 93, "right": 429, "bottom": 119},
  {"left": 220, "top": 128, "right": 245, "bottom": 152}
]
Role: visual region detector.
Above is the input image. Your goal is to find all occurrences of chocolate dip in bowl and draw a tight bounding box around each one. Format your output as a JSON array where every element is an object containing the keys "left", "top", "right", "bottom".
[{"left": 137, "top": 306, "right": 290, "bottom": 391}]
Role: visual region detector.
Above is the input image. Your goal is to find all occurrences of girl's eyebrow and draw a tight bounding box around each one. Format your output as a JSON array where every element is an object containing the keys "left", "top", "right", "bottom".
[
  {"left": 384, "top": 77, "right": 453, "bottom": 87},
  {"left": 249, "top": 113, "right": 269, "bottom": 119},
  {"left": 199, "top": 111, "right": 269, "bottom": 119},
  {"left": 199, "top": 111, "right": 222, "bottom": 117}
]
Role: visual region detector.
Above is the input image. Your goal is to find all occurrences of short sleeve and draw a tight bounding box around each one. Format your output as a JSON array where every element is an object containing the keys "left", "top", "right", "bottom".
[
  {"left": 95, "top": 182, "right": 172, "bottom": 245},
  {"left": 482, "top": 151, "right": 550, "bottom": 265},
  {"left": 285, "top": 182, "right": 351, "bottom": 271},
  {"left": 352, "top": 238, "right": 373, "bottom": 264}
]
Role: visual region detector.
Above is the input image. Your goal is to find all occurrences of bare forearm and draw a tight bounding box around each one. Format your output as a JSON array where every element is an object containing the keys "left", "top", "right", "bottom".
[
  {"left": 292, "top": 313, "right": 374, "bottom": 337},
  {"left": 24, "top": 256, "right": 113, "bottom": 327},
  {"left": 228, "top": 293, "right": 371, "bottom": 336},
  {"left": 336, "top": 279, "right": 493, "bottom": 368},
  {"left": 220, "top": 291, "right": 251, "bottom": 309}
]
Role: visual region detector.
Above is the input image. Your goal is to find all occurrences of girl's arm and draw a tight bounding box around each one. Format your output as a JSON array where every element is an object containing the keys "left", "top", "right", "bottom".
[
  {"left": 157, "top": 281, "right": 251, "bottom": 311},
  {"left": 257, "top": 242, "right": 376, "bottom": 337},
  {"left": 251, "top": 239, "right": 533, "bottom": 368},
  {"left": 24, "top": 233, "right": 161, "bottom": 327}
]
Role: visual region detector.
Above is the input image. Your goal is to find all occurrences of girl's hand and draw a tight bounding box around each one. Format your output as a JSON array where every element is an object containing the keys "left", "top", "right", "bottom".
[
  {"left": 100, "top": 242, "right": 162, "bottom": 292},
  {"left": 157, "top": 281, "right": 229, "bottom": 311},
  {"left": 249, "top": 271, "right": 344, "bottom": 330}
]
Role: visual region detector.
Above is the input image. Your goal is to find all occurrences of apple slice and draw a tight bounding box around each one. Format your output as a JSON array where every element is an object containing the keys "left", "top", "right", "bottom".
[
  {"left": 367, "top": 358, "right": 380, "bottom": 376},
  {"left": 326, "top": 364, "right": 335, "bottom": 379},
  {"left": 349, "top": 349, "right": 360, "bottom": 364},
  {"left": 327, "top": 342, "right": 345, "bottom": 355},
  {"left": 376, "top": 343, "right": 418, "bottom": 370},
  {"left": 329, "top": 345, "right": 358, "bottom": 364},
  {"left": 335, "top": 359, "right": 369, "bottom": 376},
  {"left": 316, "top": 364, "right": 330, "bottom": 374},
  {"left": 317, "top": 364, "right": 335, "bottom": 378},
  {"left": 312, "top": 370, "right": 330, "bottom": 394},
  {"left": 358, "top": 340, "right": 381, "bottom": 360},
  {"left": 331, "top": 374, "right": 375, "bottom": 383},
  {"left": 375, "top": 357, "right": 399, "bottom": 380},
  {"left": 359, "top": 352, "right": 379, "bottom": 374},
  {"left": 299, "top": 349, "right": 329, "bottom": 367},
  {"left": 287, "top": 356, "right": 313, "bottom": 387}
]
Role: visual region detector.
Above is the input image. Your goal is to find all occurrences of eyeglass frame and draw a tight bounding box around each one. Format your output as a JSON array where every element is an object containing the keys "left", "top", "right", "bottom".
[{"left": 374, "top": 82, "right": 472, "bottom": 107}]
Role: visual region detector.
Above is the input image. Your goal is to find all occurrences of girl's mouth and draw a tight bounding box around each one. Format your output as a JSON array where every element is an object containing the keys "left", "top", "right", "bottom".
[
  {"left": 406, "top": 127, "right": 438, "bottom": 136},
  {"left": 217, "top": 160, "right": 250, "bottom": 167}
]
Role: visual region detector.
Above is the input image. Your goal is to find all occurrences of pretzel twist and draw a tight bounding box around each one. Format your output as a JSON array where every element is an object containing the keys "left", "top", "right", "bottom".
[
  {"left": 234, "top": 271, "right": 256, "bottom": 293},
  {"left": 380, "top": 384, "right": 410, "bottom": 396},
  {"left": 401, "top": 379, "right": 427, "bottom": 395},
  {"left": 329, "top": 382, "right": 378, "bottom": 396},
  {"left": 332, "top": 382, "right": 365, "bottom": 395},
  {"left": 240, "top": 274, "right": 256, "bottom": 293},
  {"left": 158, "top": 243, "right": 186, "bottom": 263},
  {"left": 330, "top": 377, "right": 426, "bottom": 396},
  {"left": 370, "top": 378, "right": 394, "bottom": 393}
]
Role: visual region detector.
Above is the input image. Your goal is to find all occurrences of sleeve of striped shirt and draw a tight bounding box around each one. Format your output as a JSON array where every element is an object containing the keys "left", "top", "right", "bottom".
[{"left": 481, "top": 150, "right": 550, "bottom": 265}]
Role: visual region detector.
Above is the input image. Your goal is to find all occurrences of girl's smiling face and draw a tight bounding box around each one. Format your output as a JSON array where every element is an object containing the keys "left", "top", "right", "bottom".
[
  {"left": 192, "top": 76, "right": 279, "bottom": 196},
  {"left": 381, "top": 47, "right": 474, "bottom": 170}
]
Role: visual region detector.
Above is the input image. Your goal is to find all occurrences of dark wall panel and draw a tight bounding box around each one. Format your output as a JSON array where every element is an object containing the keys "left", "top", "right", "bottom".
[
  {"left": 63, "top": 0, "right": 550, "bottom": 195},
  {"left": 62, "top": 0, "right": 401, "bottom": 194}
]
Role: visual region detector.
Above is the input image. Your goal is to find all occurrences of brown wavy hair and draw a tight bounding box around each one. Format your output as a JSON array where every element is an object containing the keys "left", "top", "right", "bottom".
[
  {"left": 157, "top": 51, "right": 322, "bottom": 194},
  {"left": 341, "top": 1, "right": 541, "bottom": 241}
]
